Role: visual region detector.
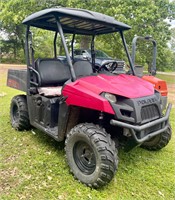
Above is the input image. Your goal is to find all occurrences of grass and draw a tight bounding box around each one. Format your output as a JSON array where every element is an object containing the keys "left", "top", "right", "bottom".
[
  {"left": 156, "top": 74, "right": 175, "bottom": 84},
  {"left": 0, "top": 70, "right": 175, "bottom": 200}
]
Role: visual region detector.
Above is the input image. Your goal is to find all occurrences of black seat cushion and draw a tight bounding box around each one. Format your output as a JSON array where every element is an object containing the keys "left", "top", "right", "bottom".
[
  {"left": 73, "top": 60, "right": 93, "bottom": 77},
  {"left": 35, "top": 58, "right": 70, "bottom": 86}
]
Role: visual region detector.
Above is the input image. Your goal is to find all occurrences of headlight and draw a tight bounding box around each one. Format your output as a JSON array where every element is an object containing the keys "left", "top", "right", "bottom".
[{"left": 104, "top": 93, "right": 117, "bottom": 103}]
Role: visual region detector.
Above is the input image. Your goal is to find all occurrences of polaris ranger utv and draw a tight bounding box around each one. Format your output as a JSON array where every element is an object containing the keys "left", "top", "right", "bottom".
[{"left": 7, "top": 7, "right": 172, "bottom": 188}]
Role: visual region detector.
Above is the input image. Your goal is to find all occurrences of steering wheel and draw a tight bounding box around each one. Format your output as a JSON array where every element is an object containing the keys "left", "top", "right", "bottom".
[{"left": 97, "top": 61, "right": 118, "bottom": 73}]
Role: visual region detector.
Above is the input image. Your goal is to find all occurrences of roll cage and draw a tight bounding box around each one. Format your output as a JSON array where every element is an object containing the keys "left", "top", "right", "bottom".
[{"left": 23, "top": 7, "right": 136, "bottom": 84}]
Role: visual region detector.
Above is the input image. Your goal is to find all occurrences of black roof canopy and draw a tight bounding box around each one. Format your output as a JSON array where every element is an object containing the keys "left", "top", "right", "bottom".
[{"left": 23, "top": 7, "right": 131, "bottom": 35}]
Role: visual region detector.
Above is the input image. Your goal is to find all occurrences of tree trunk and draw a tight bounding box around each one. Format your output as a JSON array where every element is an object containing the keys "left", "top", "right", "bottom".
[
  {"left": 21, "top": 39, "right": 25, "bottom": 57},
  {"left": 13, "top": 41, "right": 17, "bottom": 60},
  {"left": 59, "top": 44, "right": 63, "bottom": 55},
  {"left": 80, "top": 36, "right": 91, "bottom": 49}
]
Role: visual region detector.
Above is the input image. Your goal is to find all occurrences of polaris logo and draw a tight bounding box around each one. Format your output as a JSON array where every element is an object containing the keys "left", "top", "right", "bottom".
[{"left": 137, "top": 98, "right": 157, "bottom": 106}]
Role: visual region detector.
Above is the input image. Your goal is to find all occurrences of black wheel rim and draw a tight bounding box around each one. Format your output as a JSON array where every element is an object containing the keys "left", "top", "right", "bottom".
[
  {"left": 73, "top": 141, "right": 96, "bottom": 175},
  {"left": 12, "top": 104, "right": 19, "bottom": 122}
]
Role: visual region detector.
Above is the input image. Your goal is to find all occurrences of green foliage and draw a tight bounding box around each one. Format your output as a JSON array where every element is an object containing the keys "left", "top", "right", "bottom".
[
  {"left": 170, "top": 28, "right": 175, "bottom": 50},
  {"left": 0, "top": 0, "right": 175, "bottom": 71},
  {"left": 0, "top": 0, "right": 67, "bottom": 62},
  {"left": 30, "top": 28, "right": 55, "bottom": 58}
]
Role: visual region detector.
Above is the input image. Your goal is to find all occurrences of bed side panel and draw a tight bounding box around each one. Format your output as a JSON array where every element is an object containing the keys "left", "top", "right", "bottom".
[{"left": 7, "top": 69, "right": 27, "bottom": 92}]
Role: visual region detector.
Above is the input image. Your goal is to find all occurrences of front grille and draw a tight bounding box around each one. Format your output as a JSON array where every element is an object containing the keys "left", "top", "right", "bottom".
[{"left": 141, "top": 104, "right": 160, "bottom": 122}]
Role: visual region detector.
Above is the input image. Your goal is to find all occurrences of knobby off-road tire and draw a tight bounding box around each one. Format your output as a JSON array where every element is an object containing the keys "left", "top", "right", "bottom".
[
  {"left": 65, "top": 123, "right": 118, "bottom": 188},
  {"left": 141, "top": 123, "right": 172, "bottom": 151},
  {"left": 10, "top": 95, "right": 31, "bottom": 131}
]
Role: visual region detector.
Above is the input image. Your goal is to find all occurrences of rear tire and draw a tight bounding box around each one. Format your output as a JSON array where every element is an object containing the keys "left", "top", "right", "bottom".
[
  {"left": 141, "top": 123, "right": 172, "bottom": 151},
  {"left": 65, "top": 123, "right": 118, "bottom": 188},
  {"left": 10, "top": 95, "right": 31, "bottom": 131}
]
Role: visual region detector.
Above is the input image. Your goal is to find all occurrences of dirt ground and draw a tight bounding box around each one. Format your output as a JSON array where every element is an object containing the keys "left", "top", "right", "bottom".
[
  {"left": 0, "top": 63, "right": 174, "bottom": 104},
  {"left": 0, "top": 63, "right": 26, "bottom": 73}
]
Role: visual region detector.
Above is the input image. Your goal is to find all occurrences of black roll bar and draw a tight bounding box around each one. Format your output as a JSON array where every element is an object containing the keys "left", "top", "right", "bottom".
[
  {"left": 28, "top": 31, "right": 35, "bottom": 69},
  {"left": 25, "top": 25, "right": 30, "bottom": 67},
  {"left": 120, "top": 31, "right": 135, "bottom": 75},
  {"left": 91, "top": 35, "right": 95, "bottom": 69},
  {"left": 71, "top": 34, "right": 75, "bottom": 60},
  {"left": 25, "top": 25, "right": 33, "bottom": 95},
  {"left": 55, "top": 16, "right": 76, "bottom": 81},
  {"left": 131, "top": 36, "right": 157, "bottom": 75},
  {"left": 54, "top": 32, "right": 58, "bottom": 58}
]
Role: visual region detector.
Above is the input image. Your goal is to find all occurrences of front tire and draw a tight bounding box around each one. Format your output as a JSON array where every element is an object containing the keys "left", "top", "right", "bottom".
[
  {"left": 141, "top": 123, "right": 172, "bottom": 151},
  {"left": 10, "top": 95, "right": 31, "bottom": 131},
  {"left": 65, "top": 123, "right": 118, "bottom": 188}
]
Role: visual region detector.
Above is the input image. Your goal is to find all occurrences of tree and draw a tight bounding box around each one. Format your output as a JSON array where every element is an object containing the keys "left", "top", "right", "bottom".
[
  {"left": 0, "top": 0, "right": 175, "bottom": 71},
  {"left": 0, "top": 0, "right": 67, "bottom": 61},
  {"left": 66, "top": 0, "right": 175, "bottom": 70},
  {"left": 170, "top": 28, "right": 175, "bottom": 50}
]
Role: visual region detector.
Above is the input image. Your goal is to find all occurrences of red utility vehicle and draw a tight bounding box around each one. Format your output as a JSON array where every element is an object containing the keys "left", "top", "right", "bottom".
[{"left": 7, "top": 8, "right": 172, "bottom": 188}]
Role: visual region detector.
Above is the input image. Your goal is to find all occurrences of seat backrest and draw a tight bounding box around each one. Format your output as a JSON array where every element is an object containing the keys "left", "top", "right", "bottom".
[
  {"left": 73, "top": 60, "right": 93, "bottom": 77},
  {"left": 35, "top": 58, "right": 70, "bottom": 86}
]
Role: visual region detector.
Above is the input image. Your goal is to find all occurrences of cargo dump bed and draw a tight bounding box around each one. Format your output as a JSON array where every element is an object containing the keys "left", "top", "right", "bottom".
[{"left": 7, "top": 69, "right": 27, "bottom": 92}]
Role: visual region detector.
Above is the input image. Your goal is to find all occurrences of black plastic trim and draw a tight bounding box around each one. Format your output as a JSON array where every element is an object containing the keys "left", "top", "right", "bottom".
[{"left": 110, "top": 103, "right": 172, "bottom": 143}]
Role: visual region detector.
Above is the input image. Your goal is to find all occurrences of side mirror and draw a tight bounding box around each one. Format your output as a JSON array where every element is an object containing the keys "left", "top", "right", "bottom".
[
  {"left": 82, "top": 53, "right": 90, "bottom": 60},
  {"left": 151, "top": 70, "right": 156, "bottom": 76}
]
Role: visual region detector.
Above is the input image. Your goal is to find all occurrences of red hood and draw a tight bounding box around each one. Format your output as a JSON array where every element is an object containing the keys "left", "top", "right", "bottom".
[
  {"left": 68, "top": 74, "right": 154, "bottom": 98},
  {"left": 62, "top": 74, "right": 155, "bottom": 114}
]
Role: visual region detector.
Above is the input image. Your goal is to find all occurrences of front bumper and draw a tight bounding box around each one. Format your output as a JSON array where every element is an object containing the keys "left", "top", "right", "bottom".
[{"left": 110, "top": 103, "right": 172, "bottom": 144}]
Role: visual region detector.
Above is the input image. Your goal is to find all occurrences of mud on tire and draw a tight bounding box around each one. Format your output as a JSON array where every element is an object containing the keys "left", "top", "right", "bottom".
[
  {"left": 10, "top": 95, "right": 31, "bottom": 131},
  {"left": 65, "top": 123, "right": 118, "bottom": 188}
]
